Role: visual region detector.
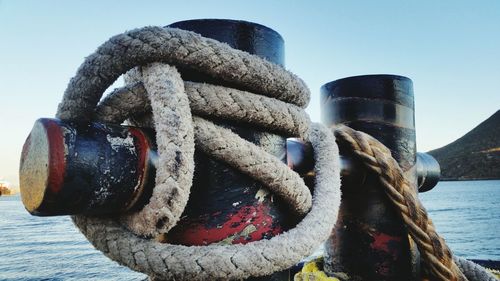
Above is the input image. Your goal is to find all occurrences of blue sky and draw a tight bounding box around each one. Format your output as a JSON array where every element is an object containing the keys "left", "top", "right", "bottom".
[{"left": 1, "top": 0, "right": 499, "bottom": 186}]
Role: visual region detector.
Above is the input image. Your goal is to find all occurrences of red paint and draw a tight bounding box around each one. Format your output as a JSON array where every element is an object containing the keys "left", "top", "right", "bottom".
[
  {"left": 370, "top": 232, "right": 402, "bottom": 257},
  {"left": 370, "top": 232, "right": 403, "bottom": 277},
  {"left": 168, "top": 203, "right": 282, "bottom": 246},
  {"left": 129, "top": 128, "right": 150, "bottom": 185},
  {"left": 44, "top": 119, "right": 66, "bottom": 193}
]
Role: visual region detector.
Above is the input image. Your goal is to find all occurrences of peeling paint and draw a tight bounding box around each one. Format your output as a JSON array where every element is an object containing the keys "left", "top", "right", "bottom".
[
  {"left": 107, "top": 133, "right": 136, "bottom": 155},
  {"left": 167, "top": 204, "right": 282, "bottom": 246},
  {"left": 219, "top": 224, "right": 257, "bottom": 245},
  {"left": 254, "top": 188, "right": 269, "bottom": 202},
  {"left": 370, "top": 232, "right": 402, "bottom": 258}
]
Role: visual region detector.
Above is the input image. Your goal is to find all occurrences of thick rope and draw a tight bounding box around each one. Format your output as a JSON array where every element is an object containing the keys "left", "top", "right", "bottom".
[
  {"left": 96, "top": 81, "right": 309, "bottom": 137},
  {"left": 455, "top": 257, "right": 499, "bottom": 281},
  {"left": 56, "top": 26, "right": 341, "bottom": 280},
  {"left": 56, "top": 26, "right": 309, "bottom": 122},
  {"left": 334, "top": 125, "right": 498, "bottom": 281},
  {"left": 52, "top": 24, "right": 491, "bottom": 281}
]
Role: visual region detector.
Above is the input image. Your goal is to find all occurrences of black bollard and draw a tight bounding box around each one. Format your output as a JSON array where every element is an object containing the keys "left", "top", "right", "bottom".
[
  {"left": 286, "top": 139, "right": 440, "bottom": 193},
  {"left": 416, "top": 152, "right": 440, "bottom": 192},
  {"left": 321, "top": 75, "right": 421, "bottom": 280},
  {"left": 19, "top": 20, "right": 444, "bottom": 280},
  {"left": 20, "top": 119, "right": 440, "bottom": 216},
  {"left": 162, "top": 21, "right": 301, "bottom": 259},
  {"left": 20, "top": 118, "right": 156, "bottom": 216},
  {"left": 19, "top": 19, "right": 294, "bottom": 281}
]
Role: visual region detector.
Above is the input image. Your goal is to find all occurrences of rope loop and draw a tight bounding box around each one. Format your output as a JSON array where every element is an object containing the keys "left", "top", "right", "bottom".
[
  {"left": 53, "top": 25, "right": 495, "bottom": 281},
  {"left": 57, "top": 26, "right": 342, "bottom": 280}
]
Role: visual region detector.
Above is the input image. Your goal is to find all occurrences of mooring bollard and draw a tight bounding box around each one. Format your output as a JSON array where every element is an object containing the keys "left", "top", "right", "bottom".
[
  {"left": 20, "top": 118, "right": 440, "bottom": 216},
  {"left": 19, "top": 118, "right": 156, "bottom": 216},
  {"left": 286, "top": 139, "right": 439, "bottom": 193},
  {"left": 20, "top": 19, "right": 293, "bottom": 281},
  {"left": 162, "top": 22, "right": 297, "bottom": 263},
  {"left": 19, "top": 20, "right": 443, "bottom": 280},
  {"left": 321, "top": 74, "right": 425, "bottom": 280}
]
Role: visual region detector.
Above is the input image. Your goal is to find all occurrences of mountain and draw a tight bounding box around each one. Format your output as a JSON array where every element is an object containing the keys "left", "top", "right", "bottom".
[{"left": 428, "top": 110, "right": 500, "bottom": 180}]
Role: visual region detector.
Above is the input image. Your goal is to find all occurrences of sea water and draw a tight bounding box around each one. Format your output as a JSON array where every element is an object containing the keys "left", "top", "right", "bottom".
[{"left": 1, "top": 180, "right": 499, "bottom": 280}]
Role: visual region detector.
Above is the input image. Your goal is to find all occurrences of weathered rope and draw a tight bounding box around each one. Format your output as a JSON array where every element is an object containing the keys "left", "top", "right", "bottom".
[
  {"left": 56, "top": 26, "right": 341, "bottom": 280},
  {"left": 52, "top": 24, "right": 493, "bottom": 281},
  {"left": 334, "top": 125, "right": 498, "bottom": 281},
  {"left": 455, "top": 257, "right": 499, "bottom": 281}
]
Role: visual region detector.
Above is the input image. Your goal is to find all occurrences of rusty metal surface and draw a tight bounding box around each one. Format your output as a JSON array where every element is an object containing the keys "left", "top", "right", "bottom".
[
  {"left": 321, "top": 74, "right": 420, "bottom": 280},
  {"left": 324, "top": 172, "right": 414, "bottom": 280},
  {"left": 166, "top": 141, "right": 297, "bottom": 246}
]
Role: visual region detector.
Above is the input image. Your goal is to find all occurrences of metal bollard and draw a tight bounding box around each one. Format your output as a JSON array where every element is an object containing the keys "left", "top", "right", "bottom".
[
  {"left": 321, "top": 74, "right": 424, "bottom": 280},
  {"left": 20, "top": 118, "right": 440, "bottom": 217},
  {"left": 19, "top": 118, "right": 296, "bottom": 217},
  {"left": 19, "top": 118, "right": 156, "bottom": 216},
  {"left": 416, "top": 152, "right": 440, "bottom": 192},
  {"left": 286, "top": 139, "right": 440, "bottom": 193},
  {"left": 20, "top": 19, "right": 293, "bottom": 281},
  {"left": 19, "top": 20, "right": 443, "bottom": 280},
  {"left": 162, "top": 23, "right": 297, "bottom": 263}
]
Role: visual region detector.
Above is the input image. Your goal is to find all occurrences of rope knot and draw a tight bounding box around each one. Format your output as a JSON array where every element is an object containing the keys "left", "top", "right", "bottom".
[{"left": 57, "top": 26, "right": 342, "bottom": 280}]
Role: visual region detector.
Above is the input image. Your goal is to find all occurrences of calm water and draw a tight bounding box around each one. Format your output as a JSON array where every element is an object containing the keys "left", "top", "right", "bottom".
[
  {"left": 1, "top": 180, "right": 499, "bottom": 280},
  {"left": 419, "top": 180, "right": 500, "bottom": 260}
]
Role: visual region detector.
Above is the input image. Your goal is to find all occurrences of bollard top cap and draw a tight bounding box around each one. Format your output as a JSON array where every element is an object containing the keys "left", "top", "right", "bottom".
[
  {"left": 321, "top": 74, "right": 414, "bottom": 108},
  {"left": 19, "top": 119, "right": 65, "bottom": 214},
  {"left": 168, "top": 19, "right": 285, "bottom": 66}
]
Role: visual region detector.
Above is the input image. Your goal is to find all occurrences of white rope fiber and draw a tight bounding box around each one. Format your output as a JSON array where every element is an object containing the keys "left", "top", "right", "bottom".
[
  {"left": 56, "top": 26, "right": 342, "bottom": 280},
  {"left": 53, "top": 25, "right": 495, "bottom": 281}
]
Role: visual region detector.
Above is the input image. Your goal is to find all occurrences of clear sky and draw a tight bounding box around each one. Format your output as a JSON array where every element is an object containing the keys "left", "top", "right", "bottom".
[{"left": 1, "top": 0, "right": 499, "bottom": 187}]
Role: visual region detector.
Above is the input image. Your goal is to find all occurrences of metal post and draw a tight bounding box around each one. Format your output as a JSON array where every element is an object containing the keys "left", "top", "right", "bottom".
[
  {"left": 19, "top": 119, "right": 156, "bottom": 216},
  {"left": 19, "top": 21, "right": 446, "bottom": 280},
  {"left": 19, "top": 20, "right": 294, "bottom": 280},
  {"left": 321, "top": 75, "right": 419, "bottom": 280},
  {"left": 163, "top": 20, "right": 298, "bottom": 254}
]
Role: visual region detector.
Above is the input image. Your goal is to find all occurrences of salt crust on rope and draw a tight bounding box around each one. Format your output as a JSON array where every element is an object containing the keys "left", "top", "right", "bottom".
[{"left": 56, "top": 26, "right": 342, "bottom": 280}]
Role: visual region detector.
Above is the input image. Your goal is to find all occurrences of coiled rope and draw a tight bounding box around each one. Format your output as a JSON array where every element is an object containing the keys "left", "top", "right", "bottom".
[
  {"left": 54, "top": 25, "right": 496, "bottom": 281},
  {"left": 55, "top": 26, "right": 341, "bottom": 280},
  {"left": 334, "top": 126, "right": 498, "bottom": 281}
]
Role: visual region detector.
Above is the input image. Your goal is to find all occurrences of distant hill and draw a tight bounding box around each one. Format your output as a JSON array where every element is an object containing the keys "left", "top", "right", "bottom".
[{"left": 428, "top": 110, "right": 500, "bottom": 180}]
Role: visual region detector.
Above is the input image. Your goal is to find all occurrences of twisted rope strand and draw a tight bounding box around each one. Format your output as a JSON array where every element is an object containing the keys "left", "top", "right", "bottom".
[
  {"left": 57, "top": 26, "right": 309, "bottom": 122},
  {"left": 334, "top": 125, "right": 493, "bottom": 281},
  {"left": 96, "top": 81, "right": 310, "bottom": 137},
  {"left": 56, "top": 26, "right": 341, "bottom": 280}
]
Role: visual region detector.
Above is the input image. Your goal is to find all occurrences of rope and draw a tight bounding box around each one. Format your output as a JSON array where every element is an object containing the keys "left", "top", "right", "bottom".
[
  {"left": 455, "top": 257, "right": 499, "bottom": 281},
  {"left": 52, "top": 24, "right": 495, "bottom": 281},
  {"left": 55, "top": 26, "right": 342, "bottom": 280},
  {"left": 295, "top": 257, "right": 499, "bottom": 281},
  {"left": 333, "top": 125, "right": 498, "bottom": 281}
]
